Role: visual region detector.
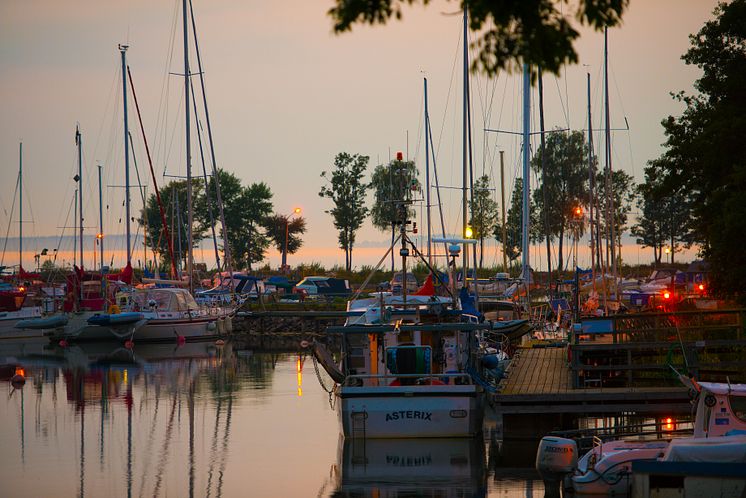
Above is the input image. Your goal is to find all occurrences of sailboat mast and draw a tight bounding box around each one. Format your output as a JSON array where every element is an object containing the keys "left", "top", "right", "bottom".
[
  {"left": 18, "top": 142, "right": 22, "bottom": 271},
  {"left": 604, "top": 28, "right": 618, "bottom": 300},
  {"left": 521, "top": 64, "right": 531, "bottom": 287},
  {"left": 499, "top": 150, "right": 508, "bottom": 271},
  {"left": 587, "top": 72, "right": 596, "bottom": 289},
  {"left": 461, "top": 9, "right": 469, "bottom": 278},
  {"left": 98, "top": 163, "right": 104, "bottom": 271},
  {"left": 120, "top": 44, "right": 132, "bottom": 266},
  {"left": 424, "top": 77, "right": 432, "bottom": 266},
  {"left": 182, "top": 0, "right": 194, "bottom": 292},
  {"left": 538, "top": 68, "right": 551, "bottom": 293},
  {"left": 76, "top": 125, "right": 84, "bottom": 269}
]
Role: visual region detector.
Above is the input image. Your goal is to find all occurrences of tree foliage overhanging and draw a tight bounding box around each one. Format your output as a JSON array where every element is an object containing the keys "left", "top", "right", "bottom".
[
  {"left": 328, "top": 0, "right": 628, "bottom": 76},
  {"left": 647, "top": 0, "right": 746, "bottom": 300}
]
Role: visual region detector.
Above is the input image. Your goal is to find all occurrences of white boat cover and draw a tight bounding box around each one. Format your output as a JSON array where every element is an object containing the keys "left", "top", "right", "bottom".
[
  {"left": 699, "top": 381, "right": 746, "bottom": 395},
  {"left": 663, "top": 436, "right": 746, "bottom": 463}
]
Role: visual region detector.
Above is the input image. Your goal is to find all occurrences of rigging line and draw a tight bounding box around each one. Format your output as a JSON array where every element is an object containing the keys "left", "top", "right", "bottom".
[
  {"left": 189, "top": 81, "right": 221, "bottom": 272},
  {"left": 435, "top": 19, "right": 463, "bottom": 160},
  {"left": 154, "top": 0, "right": 181, "bottom": 171},
  {"left": 162, "top": 88, "right": 186, "bottom": 178},
  {"left": 553, "top": 76, "right": 570, "bottom": 130},
  {"left": 0, "top": 172, "right": 19, "bottom": 267},
  {"left": 128, "top": 66, "right": 177, "bottom": 278},
  {"left": 90, "top": 61, "right": 121, "bottom": 171}
]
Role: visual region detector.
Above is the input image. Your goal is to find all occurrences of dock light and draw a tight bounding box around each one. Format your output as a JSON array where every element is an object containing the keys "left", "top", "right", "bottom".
[
  {"left": 574, "top": 206, "right": 583, "bottom": 217},
  {"left": 663, "top": 291, "right": 671, "bottom": 300},
  {"left": 698, "top": 284, "right": 705, "bottom": 291},
  {"left": 465, "top": 226, "right": 474, "bottom": 239},
  {"left": 18, "top": 286, "right": 25, "bottom": 293},
  {"left": 293, "top": 207, "right": 301, "bottom": 215},
  {"left": 664, "top": 417, "right": 674, "bottom": 431},
  {"left": 664, "top": 247, "right": 671, "bottom": 255},
  {"left": 96, "top": 233, "right": 104, "bottom": 239}
]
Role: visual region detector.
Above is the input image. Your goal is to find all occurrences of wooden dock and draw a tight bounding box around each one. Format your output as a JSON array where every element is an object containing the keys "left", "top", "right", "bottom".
[{"left": 492, "top": 346, "right": 690, "bottom": 415}]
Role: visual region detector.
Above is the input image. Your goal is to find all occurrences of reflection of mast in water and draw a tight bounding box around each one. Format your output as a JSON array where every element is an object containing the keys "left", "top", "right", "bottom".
[
  {"left": 79, "top": 405, "right": 85, "bottom": 498},
  {"left": 205, "top": 394, "right": 223, "bottom": 496},
  {"left": 126, "top": 372, "right": 133, "bottom": 498},
  {"left": 188, "top": 377, "right": 195, "bottom": 498},
  {"left": 137, "top": 383, "right": 161, "bottom": 498},
  {"left": 152, "top": 393, "right": 178, "bottom": 497},
  {"left": 216, "top": 394, "right": 233, "bottom": 498}
]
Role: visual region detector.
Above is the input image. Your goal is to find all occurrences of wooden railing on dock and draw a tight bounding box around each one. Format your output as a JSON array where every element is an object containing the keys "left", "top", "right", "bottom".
[{"left": 571, "top": 308, "right": 746, "bottom": 388}]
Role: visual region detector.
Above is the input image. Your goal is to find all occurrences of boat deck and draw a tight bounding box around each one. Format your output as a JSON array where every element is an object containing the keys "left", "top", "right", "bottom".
[{"left": 492, "top": 345, "right": 690, "bottom": 414}]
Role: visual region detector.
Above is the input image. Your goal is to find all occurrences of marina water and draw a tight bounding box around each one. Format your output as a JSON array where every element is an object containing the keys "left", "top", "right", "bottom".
[{"left": 0, "top": 338, "right": 546, "bottom": 497}]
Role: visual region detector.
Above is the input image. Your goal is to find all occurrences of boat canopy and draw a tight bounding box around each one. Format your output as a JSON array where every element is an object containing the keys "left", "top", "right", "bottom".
[{"left": 133, "top": 288, "right": 200, "bottom": 312}]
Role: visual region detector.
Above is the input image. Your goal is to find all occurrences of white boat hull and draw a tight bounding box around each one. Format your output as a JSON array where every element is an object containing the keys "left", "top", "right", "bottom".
[{"left": 338, "top": 384, "right": 484, "bottom": 438}]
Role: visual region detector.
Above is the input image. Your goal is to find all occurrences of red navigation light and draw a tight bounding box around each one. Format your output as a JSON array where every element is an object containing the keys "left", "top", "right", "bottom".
[
  {"left": 663, "top": 291, "right": 671, "bottom": 300},
  {"left": 396, "top": 151, "right": 403, "bottom": 161},
  {"left": 698, "top": 284, "right": 705, "bottom": 291},
  {"left": 664, "top": 417, "right": 674, "bottom": 431}
]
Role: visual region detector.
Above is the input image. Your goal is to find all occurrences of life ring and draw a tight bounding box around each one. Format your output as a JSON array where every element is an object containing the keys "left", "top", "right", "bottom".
[{"left": 108, "top": 304, "right": 121, "bottom": 315}]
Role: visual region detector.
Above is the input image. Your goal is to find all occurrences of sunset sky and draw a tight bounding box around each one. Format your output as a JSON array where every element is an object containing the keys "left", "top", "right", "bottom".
[{"left": 0, "top": 0, "right": 718, "bottom": 271}]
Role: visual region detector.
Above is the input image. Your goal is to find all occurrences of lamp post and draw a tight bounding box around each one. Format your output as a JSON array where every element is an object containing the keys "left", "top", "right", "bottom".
[{"left": 283, "top": 207, "right": 302, "bottom": 273}]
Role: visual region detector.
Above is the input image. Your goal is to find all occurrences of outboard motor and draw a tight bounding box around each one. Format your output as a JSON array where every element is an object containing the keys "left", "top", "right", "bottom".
[{"left": 535, "top": 436, "right": 578, "bottom": 481}]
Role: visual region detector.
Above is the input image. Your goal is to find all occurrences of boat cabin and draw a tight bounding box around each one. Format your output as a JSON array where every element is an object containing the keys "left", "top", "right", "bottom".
[{"left": 131, "top": 288, "right": 200, "bottom": 313}]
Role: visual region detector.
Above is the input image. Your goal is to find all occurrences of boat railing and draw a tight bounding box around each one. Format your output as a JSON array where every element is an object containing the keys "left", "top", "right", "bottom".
[{"left": 344, "top": 372, "right": 474, "bottom": 387}]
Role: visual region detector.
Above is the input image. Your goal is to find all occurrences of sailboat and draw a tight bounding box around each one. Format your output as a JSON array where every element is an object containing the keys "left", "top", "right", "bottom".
[
  {"left": 0, "top": 142, "right": 43, "bottom": 338},
  {"left": 56, "top": 2, "right": 235, "bottom": 342}
]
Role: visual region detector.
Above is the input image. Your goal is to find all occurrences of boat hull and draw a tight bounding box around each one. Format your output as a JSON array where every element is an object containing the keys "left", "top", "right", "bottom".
[
  {"left": 0, "top": 307, "right": 44, "bottom": 339},
  {"left": 338, "top": 384, "right": 484, "bottom": 438}
]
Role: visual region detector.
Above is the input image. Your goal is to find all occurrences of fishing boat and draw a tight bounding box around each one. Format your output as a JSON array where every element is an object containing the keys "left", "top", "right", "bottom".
[
  {"left": 311, "top": 146, "right": 495, "bottom": 438},
  {"left": 536, "top": 376, "right": 746, "bottom": 495}
]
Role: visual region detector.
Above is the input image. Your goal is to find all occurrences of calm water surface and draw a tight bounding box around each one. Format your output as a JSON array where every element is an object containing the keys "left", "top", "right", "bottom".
[{"left": 0, "top": 338, "right": 546, "bottom": 497}]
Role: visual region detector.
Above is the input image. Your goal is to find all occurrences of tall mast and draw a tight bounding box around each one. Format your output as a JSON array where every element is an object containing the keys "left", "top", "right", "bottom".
[
  {"left": 461, "top": 8, "right": 468, "bottom": 278},
  {"left": 18, "top": 142, "right": 22, "bottom": 270},
  {"left": 182, "top": 0, "right": 194, "bottom": 293},
  {"left": 587, "top": 73, "right": 596, "bottom": 289},
  {"left": 120, "top": 44, "right": 132, "bottom": 266},
  {"left": 604, "top": 27, "right": 618, "bottom": 300},
  {"left": 521, "top": 64, "right": 531, "bottom": 288},
  {"left": 98, "top": 163, "right": 104, "bottom": 271},
  {"left": 73, "top": 189, "right": 78, "bottom": 268},
  {"left": 76, "top": 125, "right": 84, "bottom": 269},
  {"left": 424, "top": 77, "right": 432, "bottom": 266},
  {"left": 538, "top": 67, "right": 550, "bottom": 293},
  {"left": 499, "top": 150, "right": 508, "bottom": 271}
]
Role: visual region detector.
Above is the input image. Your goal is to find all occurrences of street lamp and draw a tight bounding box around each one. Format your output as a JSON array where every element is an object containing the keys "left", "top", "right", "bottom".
[{"left": 283, "top": 207, "right": 302, "bottom": 272}]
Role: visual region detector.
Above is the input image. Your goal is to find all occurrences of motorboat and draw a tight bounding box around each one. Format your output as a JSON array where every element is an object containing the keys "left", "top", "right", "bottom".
[{"left": 536, "top": 377, "right": 746, "bottom": 495}]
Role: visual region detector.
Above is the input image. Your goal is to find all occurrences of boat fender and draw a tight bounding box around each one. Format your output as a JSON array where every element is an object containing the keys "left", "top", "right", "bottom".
[
  {"left": 312, "top": 342, "right": 346, "bottom": 384},
  {"left": 217, "top": 318, "right": 225, "bottom": 335},
  {"left": 207, "top": 321, "right": 217, "bottom": 331},
  {"left": 109, "top": 304, "right": 121, "bottom": 315},
  {"left": 225, "top": 316, "right": 233, "bottom": 333}
]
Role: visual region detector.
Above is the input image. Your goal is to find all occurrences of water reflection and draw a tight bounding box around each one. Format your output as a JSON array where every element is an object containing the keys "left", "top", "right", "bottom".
[
  {"left": 0, "top": 339, "right": 292, "bottom": 498},
  {"left": 1, "top": 339, "right": 549, "bottom": 498},
  {"left": 330, "top": 437, "right": 487, "bottom": 497}
]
